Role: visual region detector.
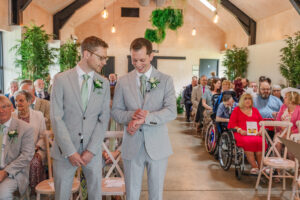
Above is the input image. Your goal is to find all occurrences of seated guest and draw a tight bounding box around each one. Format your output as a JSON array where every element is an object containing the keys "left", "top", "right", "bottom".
[
  {"left": 275, "top": 88, "right": 300, "bottom": 154},
  {"left": 221, "top": 80, "right": 231, "bottom": 92},
  {"left": 234, "top": 78, "right": 244, "bottom": 99},
  {"left": 228, "top": 93, "right": 265, "bottom": 175},
  {"left": 250, "top": 81, "right": 258, "bottom": 93},
  {"left": 254, "top": 76, "right": 282, "bottom": 119},
  {"left": 5, "top": 80, "right": 19, "bottom": 109},
  {"left": 108, "top": 73, "right": 117, "bottom": 86},
  {"left": 241, "top": 78, "right": 249, "bottom": 90},
  {"left": 272, "top": 84, "right": 283, "bottom": 102},
  {"left": 202, "top": 78, "right": 221, "bottom": 111},
  {"left": 20, "top": 80, "right": 51, "bottom": 130},
  {"left": 184, "top": 76, "right": 198, "bottom": 122},
  {"left": 192, "top": 75, "right": 208, "bottom": 118},
  {"left": 34, "top": 79, "right": 50, "bottom": 100},
  {"left": 12, "top": 90, "right": 46, "bottom": 193},
  {"left": 216, "top": 94, "right": 238, "bottom": 127},
  {"left": 0, "top": 96, "right": 35, "bottom": 199}
]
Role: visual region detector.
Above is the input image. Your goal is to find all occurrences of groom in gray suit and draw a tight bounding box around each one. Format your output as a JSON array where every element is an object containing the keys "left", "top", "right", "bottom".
[
  {"left": 0, "top": 96, "right": 35, "bottom": 200},
  {"left": 111, "top": 38, "right": 177, "bottom": 200},
  {"left": 50, "top": 36, "right": 110, "bottom": 200}
]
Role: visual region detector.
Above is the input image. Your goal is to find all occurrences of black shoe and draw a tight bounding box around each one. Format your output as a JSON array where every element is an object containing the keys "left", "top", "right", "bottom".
[{"left": 186, "top": 119, "right": 191, "bottom": 122}]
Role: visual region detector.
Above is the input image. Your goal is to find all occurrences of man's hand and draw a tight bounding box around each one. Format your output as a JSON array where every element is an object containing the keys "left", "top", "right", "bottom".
[
  {"left": 81, "top": 150, "right": 94, "bottom": 165},
  {"left": 68, "top": 152, "right": 85, "bottom": 167},
  {"left": 132, "top": 109, "right": 149, "bottom": 120},
  {"left": 127, "top": 119, "right": 145, "bottom": 135},
  {"left": 272, "top": 112, "right": 278, "bottom": 119},
  {"left": 0, "top": 170, "right": 8, "bottom": 182}
]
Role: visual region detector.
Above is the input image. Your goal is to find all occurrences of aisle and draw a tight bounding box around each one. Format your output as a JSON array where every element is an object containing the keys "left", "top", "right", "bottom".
[{"left": 140, "top": 115, "right": 292, "bottom": 200}]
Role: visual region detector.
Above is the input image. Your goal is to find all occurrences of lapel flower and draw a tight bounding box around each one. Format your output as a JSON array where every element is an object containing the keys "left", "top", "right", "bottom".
[
  {"left": 8, "top": 130, "right": 18, "bottom": 142},
  {"left": 93, "top": 79, "right": 103, "bottom": 93},
  {"left": 148, "top": 77, "right": 160, "bottom": 91}
]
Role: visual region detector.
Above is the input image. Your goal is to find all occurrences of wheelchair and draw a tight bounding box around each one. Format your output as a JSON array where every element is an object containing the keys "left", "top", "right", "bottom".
[{"left": 218, "top": 128, "right": 245, "bottom": 180}]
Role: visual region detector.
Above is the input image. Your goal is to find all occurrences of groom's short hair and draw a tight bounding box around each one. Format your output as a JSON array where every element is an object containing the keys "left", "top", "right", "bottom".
[
  {"left": 130, "top": 38, "right": 152, "bottom": 55},
  {"left": 81, "top": 36, "right": 109, "bottom": 54}
]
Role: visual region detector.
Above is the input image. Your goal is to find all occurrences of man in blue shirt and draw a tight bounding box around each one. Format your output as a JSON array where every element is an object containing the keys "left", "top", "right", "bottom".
[
  {"left": 254, "top": 77, "right": 282, "bottom": 119},
  {"left": 216, "top": 94, "right": 238, "bottom": 128}
]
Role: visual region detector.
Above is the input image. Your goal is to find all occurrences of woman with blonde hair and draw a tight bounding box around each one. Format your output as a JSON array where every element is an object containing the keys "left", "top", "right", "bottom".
[{"left": 228, "top": 93, "right": 265, "bottom": 174}]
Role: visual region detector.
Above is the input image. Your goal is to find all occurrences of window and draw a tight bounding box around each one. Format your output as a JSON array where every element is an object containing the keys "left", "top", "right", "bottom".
[
  {"left": 192, "top": 65, "right": 199, "bottom": 77},
  {"left": 0, "top": 32, "right": 4, "bottom": 93}
]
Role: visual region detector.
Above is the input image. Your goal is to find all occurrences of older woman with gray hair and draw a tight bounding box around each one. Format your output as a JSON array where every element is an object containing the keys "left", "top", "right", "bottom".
[
  {"left": 272, "top": 85, "right": 283, "bottom": 102},
  {"left": 12, "top": 90, "right": 46, "bottom": 194}
]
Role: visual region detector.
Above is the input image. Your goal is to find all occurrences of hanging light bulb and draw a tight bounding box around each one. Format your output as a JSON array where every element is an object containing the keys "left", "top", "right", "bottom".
[
  {"left": 192, "top": 27, "right": 196, "bottom": 36},
  {"left": 213, "top": 12, "right": 219, "bottom": 24},
  {"left": 111, "top": 24, "right": 116, "bottom": 33},
  {"left": 102, "top": 7, "right": 108, "bottom": 19}
]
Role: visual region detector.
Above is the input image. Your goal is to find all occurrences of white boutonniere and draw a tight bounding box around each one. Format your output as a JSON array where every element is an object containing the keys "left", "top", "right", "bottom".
[
  {"left": 8, "top": 130, "right": 18, "bottom": 142},
  {"left": 147, "top": 77, "right": 160, "bottom": 91},
  {"left": 93, "top": 79, "right": 103, "bottom": 94}
]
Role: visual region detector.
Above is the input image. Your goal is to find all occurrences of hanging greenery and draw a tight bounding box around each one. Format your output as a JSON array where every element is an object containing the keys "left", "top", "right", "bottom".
[
  {"left": 145, "top": 6, "right": 183, "bottom": 44},
  {"left": 11, "top": 24, "right": 57, "bottom": 81},
  {"left": 176, "top": 94, "right": 184, "bottom": 114},
  {"left": 279, "top": 31, "right": 300, "bottom": 87},
  {"left": 59, "top": 39, "right": 81, "bottom": 72},
  {"left": 222, "top": 45, "right": 249, "bottom": 81}
]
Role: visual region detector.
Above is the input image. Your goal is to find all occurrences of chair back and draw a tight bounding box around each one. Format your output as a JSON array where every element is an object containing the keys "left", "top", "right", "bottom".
[
  {"left": 297, "top": 120, "right": 300, "bottom": 132},
  {"left": 44, "top": 130, "right": 53, "bottom": 179},
  {"left": 260, "top": 121, "right": 293, "bottom": 160},
  {"left": 102, "top": 131, "right": 124, "bottom": 178}
]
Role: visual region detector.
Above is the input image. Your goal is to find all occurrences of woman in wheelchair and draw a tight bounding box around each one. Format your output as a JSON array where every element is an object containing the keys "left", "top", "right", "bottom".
[{"left": 228, "top": 93, "right": 266, "bottom": 175}]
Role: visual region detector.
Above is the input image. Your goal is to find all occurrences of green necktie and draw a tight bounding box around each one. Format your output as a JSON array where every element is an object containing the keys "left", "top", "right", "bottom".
[
  {"left": 0, "top": 124, "right": 5, "bottom": 165},
  {"left": 140, "top": 75, "right": 147, "bottom": 98},
  {"left": 81, "top": 74, "right": 90, "bottom": 111}
]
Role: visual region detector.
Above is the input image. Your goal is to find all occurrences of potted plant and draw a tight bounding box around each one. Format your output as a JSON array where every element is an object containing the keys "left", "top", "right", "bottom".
[
  {"left": 279, "top": 31, "right": 300, "bottom": 87},
  {"left": 11, "top": 24, "right": 57, "bottom": 81},
  {"left": 59, "top": 39, "right": 81, "bottom": 72},
  {"left": 222, "top": 46, "right": 249, "bottom": 80},
  {"left": 145, "top": 7, "right": 183, "bottom": 44},
  {"left": 177, "top": 94, "right": 184, "bottom": 114}
]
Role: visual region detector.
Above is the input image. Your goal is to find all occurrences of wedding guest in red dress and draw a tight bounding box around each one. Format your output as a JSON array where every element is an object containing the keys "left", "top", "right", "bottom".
[{"left": 228, "top": 93, "right": 264, "bottom": 175}]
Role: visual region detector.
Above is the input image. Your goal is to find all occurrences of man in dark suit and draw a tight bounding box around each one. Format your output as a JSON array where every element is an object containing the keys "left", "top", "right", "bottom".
[
  {"left": 4, "top": 80, "right": 18, "bottom": 109},
  {"left": 34, "top": 79, "right": 50, "bottom": 100},
  {"left": 184, "top": 76, "right": 198, "bottom": 122}
]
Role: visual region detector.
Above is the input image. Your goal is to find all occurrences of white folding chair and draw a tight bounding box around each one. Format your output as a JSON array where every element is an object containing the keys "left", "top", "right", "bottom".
[
  {"left": 102, "top": 131, "right": 126, "bottom": 200},
  {"left": 291, "top": 121, "right": 300, "bottom": 199},
  {"left": 255, "top": 121, "right": 297, "bottom": 200}
]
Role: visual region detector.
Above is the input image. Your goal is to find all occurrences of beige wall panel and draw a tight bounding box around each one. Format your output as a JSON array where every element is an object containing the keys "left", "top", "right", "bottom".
[{"left": 0, "top": 0, "right": 10, "bottom": 31}]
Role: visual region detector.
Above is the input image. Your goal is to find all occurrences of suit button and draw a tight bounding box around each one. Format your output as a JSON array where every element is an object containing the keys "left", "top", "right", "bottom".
[
  {"left": 79, "top": 133, "right": 82, "bottom": 136},
  {"left": 83, "top": 117, "right": 86, "bottom": 120}
]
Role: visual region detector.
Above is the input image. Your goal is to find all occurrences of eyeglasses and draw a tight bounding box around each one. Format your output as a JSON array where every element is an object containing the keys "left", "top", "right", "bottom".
[
  {"left": 0, "top": 104, "right": 11, "bottom": 110},
  {"left": 87, "top": 49, "right": 109, "bottom": 61},
  {"left": 260, "top": 88, "right": 271, "bottom": 91}
]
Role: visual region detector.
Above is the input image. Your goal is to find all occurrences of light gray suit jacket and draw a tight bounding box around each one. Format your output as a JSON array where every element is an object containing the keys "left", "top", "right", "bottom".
[
  {"left": 3, "top": 118, "right": 35, "bottom": 195},
  {"left": 111, "top": 68, "right": 177, "bottom": 161},
  {"left": 191, "top": 85, "right": 209, "bottom": 115},
  {"left": 50, "top": 68, "right": 110, "bottom": 160}
]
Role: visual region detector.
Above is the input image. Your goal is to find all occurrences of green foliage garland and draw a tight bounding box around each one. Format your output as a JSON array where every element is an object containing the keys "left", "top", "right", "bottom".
[
  {"left": 177, "top": 94, "right": 184, "bottom": 114},
  {"left": 222, "top": 46, "right": 249, "bottom": 81},
  {"left": 11, "top": 24, "right": 57, "bottom": 81},
  {"left": 279, "top": 31, "right": 300, "bottom": 87},
  {"left": 145, "top": 7, "right": 183, "bottom": 44},
  {"left": 59, "top": 39, "right": 81, "bottom": 72}
]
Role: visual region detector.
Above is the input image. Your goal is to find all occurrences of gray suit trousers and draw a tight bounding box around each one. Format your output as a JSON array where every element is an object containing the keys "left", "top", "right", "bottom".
[
  {"left": 53, "top": 154, "right": 102, "bottom": 200},
  {"left": 123, "top": 142, "right": 168, "bottom": 200},
  {"left": 0, "top": 177, "right": 18, "bottom": 200}
]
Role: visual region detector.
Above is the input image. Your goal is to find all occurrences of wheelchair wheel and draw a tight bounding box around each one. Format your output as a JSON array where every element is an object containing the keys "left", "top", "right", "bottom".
[
  {"left": 218, "top": 131, "right": 233, "bottom": 171},
  {"left": 204, "top": 123, "right": 218, "bottom": 154}
]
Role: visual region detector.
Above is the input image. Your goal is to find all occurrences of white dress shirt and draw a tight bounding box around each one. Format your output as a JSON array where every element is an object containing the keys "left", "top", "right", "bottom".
[
  {"left": 76, "top": 65, "right": 94, "bottom": 100},
  {"left": 136, "top": 66, "right": 153, "bottom": 88},
  {"left": 1, "top": 117, "right": 12, "bottom": 169}
]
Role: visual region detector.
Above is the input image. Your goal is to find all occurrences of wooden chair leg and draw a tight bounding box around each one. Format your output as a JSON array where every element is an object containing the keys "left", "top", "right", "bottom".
[
  {"left": 283, "top": 169, "right": 286, "bottom": 190},
  {"left": 255, "top": 168, "right": 263, "bottom": 190},
  {"left": 36, "top": 193, "right": 41, "bottom": 200},
  {"left": 268, "top": 168, "right": 273, "bottom": 200}
]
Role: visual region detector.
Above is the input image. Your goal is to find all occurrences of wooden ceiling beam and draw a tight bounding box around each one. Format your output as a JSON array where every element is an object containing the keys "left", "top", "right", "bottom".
[
  {"left": 53, "top": 0, "right": 91, "bottom": 39},
  {"left": 221, "top": 0, "right": 256, "bottom": 45},
  {"left": 11, "top": 0, "right": 32, "bottom": 25},
  {"left": 290, "top": 0, "right": 300, "bottom": 14}
]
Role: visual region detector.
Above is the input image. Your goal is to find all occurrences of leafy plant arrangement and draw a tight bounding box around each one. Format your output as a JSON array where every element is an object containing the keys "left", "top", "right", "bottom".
[
  {"left": 11, "top": 24, "right": 57, "bottom": 81},
  {"left": 176, "top": 94, "right": 184, "bottom": 114},
  {"left": 145, "top": 7, "right": 183, "bottom": 44},
  {"left": 59, "top": 39, "right": 81, "bottom": 72},
  {"left": 222, "top": 45, "right": 249, "bottom": 81},
  {"left": 279, "top": 31, "right": 300, "bottom": 87}
]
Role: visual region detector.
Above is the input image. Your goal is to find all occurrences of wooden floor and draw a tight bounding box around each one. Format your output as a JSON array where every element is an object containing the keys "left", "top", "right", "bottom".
[{"left": 140, "top": 115, "right": 294, "bottom": 200}]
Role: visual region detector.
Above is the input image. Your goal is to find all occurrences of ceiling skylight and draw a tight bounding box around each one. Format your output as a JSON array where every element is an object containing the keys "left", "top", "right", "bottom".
[{"left": 199, "top": 0, "right": 216, "bottom": 12}]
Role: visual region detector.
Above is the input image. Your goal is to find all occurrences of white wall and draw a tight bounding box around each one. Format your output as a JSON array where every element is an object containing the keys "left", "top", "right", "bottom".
[
  {"left": 247, "top": 40, "right": 286, "bottom": 85},
  {"left": 3, "top": 26, "right": 22, "bottom": 93},
  {"left": 219, "top": 39, "right": 287, "bottom": 85}
]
